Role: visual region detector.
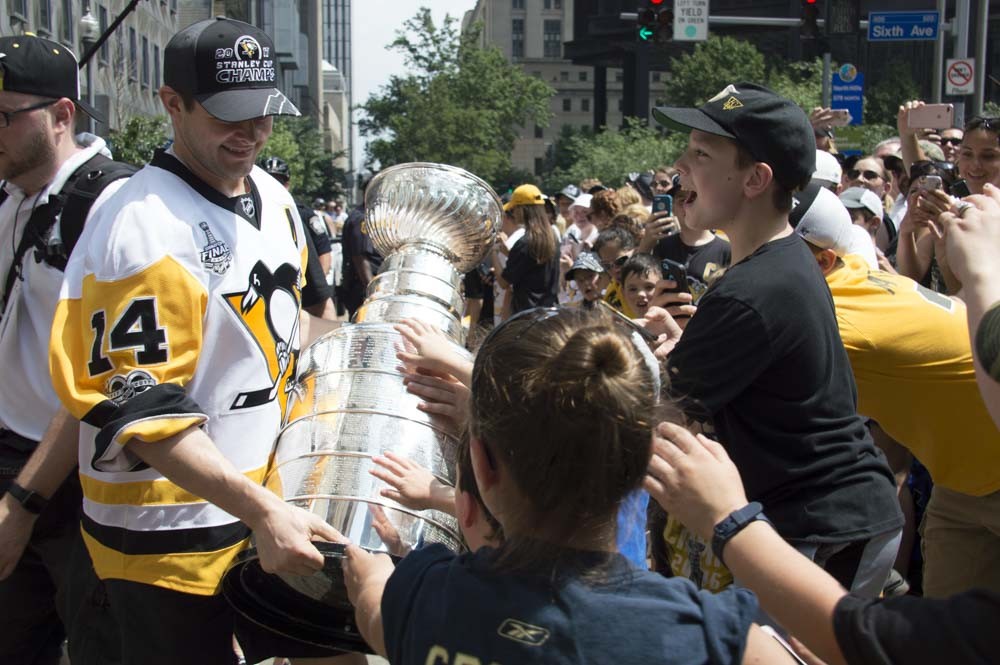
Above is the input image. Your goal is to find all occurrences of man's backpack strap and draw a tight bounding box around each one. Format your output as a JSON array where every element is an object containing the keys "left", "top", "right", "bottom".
[{"left": 51, "top": 156, "right": 137, "bottom": 270}]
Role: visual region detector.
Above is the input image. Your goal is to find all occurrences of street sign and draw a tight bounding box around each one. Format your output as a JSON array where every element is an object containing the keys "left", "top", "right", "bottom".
[
  {"left": 827, "top": 0, "right": 861, "bottom": 35},
  {"left": 868, "top": 11, "right": 939, "bottom": 41},
  {"left": 831, "top": 64, "right": 864, "bottom": 126},
  {"left": 674, "top": 0, "right": 708, "bottom": 41},
  {"left": 945, "top": 58, "right": 975, "bottom": 96}
]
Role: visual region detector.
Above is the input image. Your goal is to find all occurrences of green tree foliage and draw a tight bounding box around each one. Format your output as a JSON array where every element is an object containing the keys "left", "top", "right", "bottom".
[
  {"left": 359, "top": 8, "right": 554, "bottom": 183},
  {"left": 541, "top": 118, "right": 687, "bottom": 192},
  {"left": 260, "top": 116, "right": 349, "bottom": 203},
  {"left": 660, "top": 36, "right": 767, "bottom": 106},
  {"left": 107, "top": 115, "right": 168, "bottom": 167},
  {"left": 865, "top": 58, "right": 919, "bottom": 126}
]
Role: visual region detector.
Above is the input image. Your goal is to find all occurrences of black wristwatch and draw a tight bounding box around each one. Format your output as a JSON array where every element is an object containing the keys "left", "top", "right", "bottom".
[
  {"left": 5, "top": 482, "right": 48, "bottom": 515},
  {"left": 711, "top": 502, "right": 770, "bottom": 565}
]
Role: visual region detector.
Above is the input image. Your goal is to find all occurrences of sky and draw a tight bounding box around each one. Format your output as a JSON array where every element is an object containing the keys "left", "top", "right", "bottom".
[{"left": 351, "top": 0, "right": 478, "bottom": 174}]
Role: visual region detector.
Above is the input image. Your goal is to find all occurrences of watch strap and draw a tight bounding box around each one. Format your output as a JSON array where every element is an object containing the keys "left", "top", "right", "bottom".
[
  {"left": 711, "top": 501, "right": 769, "bottom": 565},
  {"left": 6, "top": 482, "right": 47, "bottom": 515}
]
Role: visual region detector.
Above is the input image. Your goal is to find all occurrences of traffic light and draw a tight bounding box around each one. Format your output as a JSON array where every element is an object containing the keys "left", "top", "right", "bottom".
[
  {"left": 801, "top": 0, "right": 820, "bottom": 39},
  {"left": 637, "top": 0, "right": 673, "bottom": 43}
]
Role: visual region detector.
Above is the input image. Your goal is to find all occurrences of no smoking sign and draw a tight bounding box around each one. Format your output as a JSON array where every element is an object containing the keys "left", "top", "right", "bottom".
[{"left": 946, "top": 58, "right": 974, "bottom": 96}]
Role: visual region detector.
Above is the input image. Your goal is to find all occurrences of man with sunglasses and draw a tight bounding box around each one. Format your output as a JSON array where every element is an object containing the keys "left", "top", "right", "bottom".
[
  {"left": 940, "top": 128, "right": 964, "bottom": 163},
  {"left": 0, "top": 34, "right": 132, "bottom": 664}
]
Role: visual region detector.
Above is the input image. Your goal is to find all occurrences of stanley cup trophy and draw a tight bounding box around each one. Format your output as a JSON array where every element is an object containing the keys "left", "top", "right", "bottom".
[{"left": 223, "top": 163, "right": 502, "bottom": 652}]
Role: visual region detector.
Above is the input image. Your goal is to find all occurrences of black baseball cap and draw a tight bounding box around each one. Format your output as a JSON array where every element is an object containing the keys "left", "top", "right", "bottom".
[
  {"left": 653, "top": 83, "right": 816, "bottom": 191},
  {"left": 0, "top": 33, "right": 104, "bottom": 123},
  {"left": 164, "top": 17, "right": 300, "bottom": 122}
]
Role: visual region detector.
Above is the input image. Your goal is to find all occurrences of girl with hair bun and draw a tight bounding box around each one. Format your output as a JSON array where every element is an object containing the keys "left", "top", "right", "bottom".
[{"left": 343, "top": 307, "right": 797, "bottom": 664}]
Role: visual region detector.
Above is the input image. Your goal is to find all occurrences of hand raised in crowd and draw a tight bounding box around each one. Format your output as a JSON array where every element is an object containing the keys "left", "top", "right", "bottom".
[
  {"left": 649, "top": 281, "right": 697, "bottom": 327},
  {"left": 0, "top": 496, "right": 37, "bottom": 580},
  {"left": 637, "top": 306, "right": 684, "bottom": 360},
  {"left": 911, "top": 188, "right": 953, "bottom": 228},
  {"left": 808, "top": 106, "right": 841, "bottom": 134},
  {"left": 636, "top": 211, "right": 678, "bottom": 254},
  {"left": 931, "top": 183, "right": 1000, "bottom": 286},
  {"left": 369, "top": 451, "right": 456, "bottom": 514},
  {"left": 249, "top": 498, "right": 348, "bottom": 576},
  {"left": 395, "top": 318, "right": 473, "bottom": 386},
  {"left": 896, "top": 99, "right": 925, "bottom": 137},
  {"left": 644, "top": 422, "right": 749, "bottom": 542}
]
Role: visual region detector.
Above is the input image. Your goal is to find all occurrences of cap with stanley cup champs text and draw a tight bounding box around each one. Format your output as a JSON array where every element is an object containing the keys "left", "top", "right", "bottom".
[
  {"left": 0, "top": 33, "right": 104, "bottom": 122},
  {"left": 653, "top": 82, "right": 816, "bottom": 192},
  {"left": 164, "top": 17, "right": 300, "bottom": 122}
]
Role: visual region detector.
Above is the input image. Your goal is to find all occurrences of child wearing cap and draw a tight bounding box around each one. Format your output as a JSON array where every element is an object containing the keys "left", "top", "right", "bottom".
[
  {"left": 650, "top": 83, "right": 902, "bottom": 597},
  {"left": 564, "top": 251, "right": 608, "bottom": 306}
]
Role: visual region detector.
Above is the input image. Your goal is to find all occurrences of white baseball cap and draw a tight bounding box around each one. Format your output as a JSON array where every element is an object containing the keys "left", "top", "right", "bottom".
[
  {"left": 813, "top": 150, "right": 842, "bottom": 186},
  {"left": 569, "top": 193, "right": 593, "bottom": 210},
  {"left": 793, "top": 184, "right": 855, "bottom": 256},
  {"left": 839, "top": 187, "right": 884, "bottom": 219}
]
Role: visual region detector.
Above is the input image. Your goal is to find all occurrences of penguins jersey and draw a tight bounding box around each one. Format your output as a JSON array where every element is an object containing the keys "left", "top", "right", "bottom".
[{"left": 49, "top": 149, "right": 307, "bottom": 595}]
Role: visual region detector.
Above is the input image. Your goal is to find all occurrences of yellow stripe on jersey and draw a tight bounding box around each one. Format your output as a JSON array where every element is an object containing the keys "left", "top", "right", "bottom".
[
  {"left": 50, "top": 255, "right": 208, "bottom": 432},
  {"left": 79, "top": 464, "right": 269, "bottom": 507},
  {"left": 81, "top": 527, "right": 248, "bottom": 596}
]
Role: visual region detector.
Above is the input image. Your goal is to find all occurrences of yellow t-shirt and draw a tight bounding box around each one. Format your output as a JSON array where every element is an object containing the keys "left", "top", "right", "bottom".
[
  {"left": 826, "top": 254, "right": 1000, "bottom": 496},
  {"left": 603, "top": 280, "right": 637, "bottom": 318}
]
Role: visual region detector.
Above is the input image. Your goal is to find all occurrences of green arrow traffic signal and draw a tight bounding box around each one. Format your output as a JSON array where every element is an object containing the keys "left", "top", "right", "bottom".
[{"left": 639, "top": 26, "right": 654, "bottom": 40}]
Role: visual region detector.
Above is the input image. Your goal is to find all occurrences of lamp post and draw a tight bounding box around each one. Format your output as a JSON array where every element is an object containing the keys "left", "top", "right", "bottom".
[{"left": 79, "top": 3, "right": 100, "bottom": 134}]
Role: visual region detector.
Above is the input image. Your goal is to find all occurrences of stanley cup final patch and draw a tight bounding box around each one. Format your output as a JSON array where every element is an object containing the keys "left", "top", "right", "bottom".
[{"left": 199, "top": 222, "right": 233, "bottom": 275}]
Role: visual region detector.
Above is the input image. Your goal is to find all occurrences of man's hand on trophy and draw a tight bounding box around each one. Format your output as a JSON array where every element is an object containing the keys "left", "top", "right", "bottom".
[
  {"left": 250, "top": 497, "right": 348, "bottom": 576},
  {"left": 395, "top": 318, "right": 473, "bottom": 386},
  {"left": 370, "top": 451, "right": 457, "bottom": 514}
]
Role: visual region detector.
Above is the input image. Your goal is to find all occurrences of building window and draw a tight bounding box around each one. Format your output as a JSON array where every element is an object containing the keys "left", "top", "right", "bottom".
[
  {"left": 615, "top": 70, "right": 623, "bottom": 82},
  {"left": 60, "top": 0, "right": 73, "bottom": 43},
  {"left": 582, "top": 98, "right": 590, "bottom": 112},
  {"left": 579, "top": 70, "right": 588, "bottom": 82},
  {"left": 10, "top": 0, "right": 28, "bottom": 19},
  {"left": 153, "top": 45, "right": 160, "bottom": 89},
  {"left": 512, "top": 0, "right": 524, "bottom": 9},
  {"left": 170, "top": 0, "right": 177, "bottom": 13},
  {"left": 562, "top": 98, "right": 571, "bottom": 112},
  {"left": 129, "top": 27, "right": 138, "bottom": 81},
  {"left": 543, "top": 20, "right": 562, "bottom": 59},
  {"left": 534, "top": 157, "right": 544, "bottom": 175},
  {"left": 560, "top": 71, "right": 569, "bottom": 82},
  {"left": 511, "top": 19, "right": 524, "bottom": 58},
  {"left": 98, "top": 5, "right": 110, "bottom": 63},
  {"left": 618, "top": 98, "right": 624, "bottom": 112},
  {"left": 37, "top": 0, "right": 53, "bottom": 33},
  {"left": 141, "top": 36, "right": 149, "bottom": 87},
  {"left": 534, "top": 124, "right": 543, "bottom": 139},
  {"left": 652, "top": 72, "right": 661, "bottom": 82}
]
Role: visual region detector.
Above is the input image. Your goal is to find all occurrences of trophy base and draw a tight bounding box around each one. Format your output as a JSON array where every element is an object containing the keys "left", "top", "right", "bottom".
[{"left": 223, "top": 542, "right": 377, "bottom": 654}]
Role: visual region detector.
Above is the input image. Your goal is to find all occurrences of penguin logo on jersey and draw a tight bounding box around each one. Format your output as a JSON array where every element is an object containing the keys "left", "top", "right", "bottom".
[{"left": 223, "top": 260, "right": 301, "bottom": 413}]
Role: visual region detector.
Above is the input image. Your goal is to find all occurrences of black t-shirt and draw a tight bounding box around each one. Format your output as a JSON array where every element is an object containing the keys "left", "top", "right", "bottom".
[
  {"left": 833, "top": 590, "right": 1000, "bottom": 665},
  {"left": 653, "top": 234, "right": 731, "bottom": 301},
  {"left": 502, "top": 237, "right": 560, "bottom": 314},
  {"left": 382, "top": 543, "right": 758, "bottom": 665},
  {"left": 340, "top": 205, "right": 382, "bottom": 314},
  {"left": 666, "top": 234, "right": 901, "bottom": 543},
  {"left": 299, "top": 221, "right": 333, "bottom": 309}
]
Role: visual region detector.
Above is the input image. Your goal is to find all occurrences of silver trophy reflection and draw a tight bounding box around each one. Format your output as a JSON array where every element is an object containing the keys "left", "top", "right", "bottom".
[{"left": 223, "top": 163, "right": 501, "bottom": 652}]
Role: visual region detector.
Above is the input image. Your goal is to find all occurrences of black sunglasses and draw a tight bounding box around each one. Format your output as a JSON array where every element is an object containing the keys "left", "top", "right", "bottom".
[
  {"left": 0, "top": 99, "right": 58, "bottom": 129},
  {"left": 599, "top": 255, "right": 630, "bottom": 271},
  {"left": 941, "top": 137, "right": 962, "bottom": 146},
  {"left": 848, "top": 168, "right": 884, "bottom": 181}
]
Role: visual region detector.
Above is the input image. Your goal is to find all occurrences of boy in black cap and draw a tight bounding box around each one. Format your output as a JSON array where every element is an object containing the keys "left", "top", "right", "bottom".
[
  {"left": 0, "top": 33, "right": 127, "bottom": 665},
  {"left": 650, "top": 83, "right": 902, "bottom": 597},
  {"left": 44, "top": 18, "right": 348, "bottom": 664}
]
